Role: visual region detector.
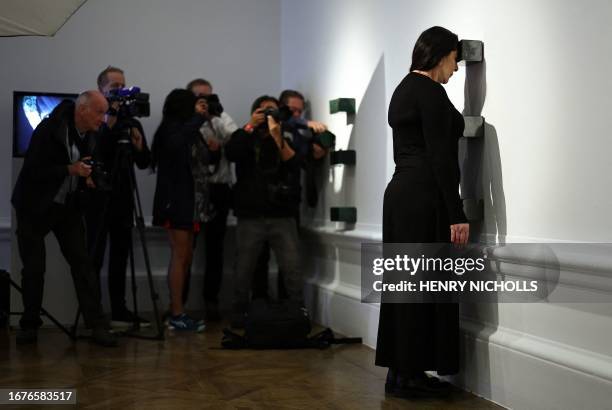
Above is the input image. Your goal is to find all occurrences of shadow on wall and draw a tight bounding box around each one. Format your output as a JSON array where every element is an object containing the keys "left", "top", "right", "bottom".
[
  {"left": 460, "top": 58, "right": 507, "bottom": 245},
  {"left": 303, "top": 55, "right": 388, "bottom": 341},
  {"left": 455, "top": 57, "right": 504, "bottom": 397}
]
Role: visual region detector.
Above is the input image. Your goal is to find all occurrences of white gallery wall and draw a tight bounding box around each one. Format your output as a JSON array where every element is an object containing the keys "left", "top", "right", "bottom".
[{"left": 281, "top": 0, "right": 612, "bottom": 409}]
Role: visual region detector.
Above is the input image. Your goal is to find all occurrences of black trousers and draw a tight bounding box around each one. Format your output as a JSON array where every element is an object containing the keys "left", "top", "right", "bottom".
[
  {"left": 85, "top": 192, "right": 133, "bottom": 315},
  {"left": 16, "top": 203, "right": 106, "bottom": 329},
  {"left": 252, "top": 214, "right": 300, "bottom": 300},
  {"left": 252, "top": 242, "right": 288, "bottom": 300}
]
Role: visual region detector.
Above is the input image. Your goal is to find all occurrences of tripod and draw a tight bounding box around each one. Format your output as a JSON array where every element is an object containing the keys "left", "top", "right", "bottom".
[
  {"left": 73, "top": 132, "right": 164, "bottom": 340},
  {"left": 1, "top": 269, "right": 75, "bottom": 340}
]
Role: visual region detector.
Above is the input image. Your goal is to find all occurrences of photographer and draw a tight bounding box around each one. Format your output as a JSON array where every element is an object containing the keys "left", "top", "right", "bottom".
[
  {"left": 11, "top": 90, "right": 117, "bottom": 347},
  {"left": 186, "top": 78, "right": 238, "bottom": 321},
  {"left": 225, "top": 95, "right": 304, "bottom": 328},
  {"left": 85, "top": 66, "right": 151, "bottom": 328},
  {"left": 279, "top": 89, "right": 331, "bottom": 208},
  {"left": 151, "top": 89, "right": 220, "bottom": 332},
  {"left": 252, "top": 89, "right": 331, "bottom": 300},
  {"left": 280, "top": 89, "right": 328, "bottom": 161}
]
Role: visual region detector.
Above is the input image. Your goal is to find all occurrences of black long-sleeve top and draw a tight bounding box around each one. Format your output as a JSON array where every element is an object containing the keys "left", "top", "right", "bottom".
[
  {"left": 388, "top": 72, "right": 467, "bottom": 224},
  {"left": 225, "top": 127, "right": 302, "bottom": 218}
]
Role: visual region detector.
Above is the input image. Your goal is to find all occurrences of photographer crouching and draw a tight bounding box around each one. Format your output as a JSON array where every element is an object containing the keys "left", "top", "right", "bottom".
[
  {"left": 225, "top": 95, "right": 304, "bottom": 328},
  {"left": 11, "top": 91, "right": 117, "bottom": 347},
  {"left": 85, "top": 66, "right": 151, "bottom": 328}
]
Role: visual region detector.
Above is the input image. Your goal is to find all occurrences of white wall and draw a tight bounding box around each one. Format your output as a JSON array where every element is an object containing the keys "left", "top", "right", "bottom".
[
  {"left": 284, "top": 0, "right": 612, "bottom": 243},
  {"left": 0, "top": 0, "right": 282, "bottom": 225},
  {"left": 281, "top": 1, "right": 612, "bottom": 409},
  {"left": 281, "top": 0, "right": 389, "bottom": 233}
]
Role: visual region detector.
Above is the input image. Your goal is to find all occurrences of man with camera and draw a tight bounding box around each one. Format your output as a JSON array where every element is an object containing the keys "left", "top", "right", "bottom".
[
  {"left": 225, "top": 95, "right": 305, "bottom": 328},
  {"left": 85, "top": 66, "right": 151, "bottom": 328},
  {"left": 280, "top": 89, "right": 329, "bottom": 162},
  {"left": 252, "top": 89, "right": 332, "bottom": 300},
  {"left": 186, "top": 78, "right": 238, "bottom": 321},
  {"left": 12, "top": 90, "right": 117, "bottom": 347}
]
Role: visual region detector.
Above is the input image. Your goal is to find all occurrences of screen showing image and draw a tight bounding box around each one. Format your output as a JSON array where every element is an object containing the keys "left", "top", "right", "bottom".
[{"left": 13, "top": 91, "right": 78, "bottom": 158}]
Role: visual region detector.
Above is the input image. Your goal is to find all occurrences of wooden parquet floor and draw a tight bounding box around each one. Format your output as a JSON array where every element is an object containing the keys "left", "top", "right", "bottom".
[{"left": 0, "top": 322, "right": 503, "bottom": 409}]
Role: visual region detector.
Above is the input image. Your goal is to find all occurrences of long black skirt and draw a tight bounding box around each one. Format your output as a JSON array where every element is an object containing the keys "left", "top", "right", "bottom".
[{"left": 374, "top": 173, "right": 460, "bottom": 375}]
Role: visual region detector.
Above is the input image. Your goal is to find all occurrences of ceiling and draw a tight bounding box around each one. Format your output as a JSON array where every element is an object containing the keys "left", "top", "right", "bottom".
[{"left": 0, "top": 0, "right": 87, "bottom": 36}]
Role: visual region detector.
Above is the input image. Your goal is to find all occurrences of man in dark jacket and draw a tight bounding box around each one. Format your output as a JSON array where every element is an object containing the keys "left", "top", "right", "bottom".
[
  {"left": 225, "top": 95, "right": 304, "bottom": 328},
  {"left": 85, "top": 66, "right": 151, "bottom": 328},
  {"left": 11, "top": 90, "right": 117, "bottom": 347}
]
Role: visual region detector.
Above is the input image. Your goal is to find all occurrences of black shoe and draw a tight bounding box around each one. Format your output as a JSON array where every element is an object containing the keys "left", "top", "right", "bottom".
[
  {"left": 91, "top": 327, "right": 118, "bottom": 347},
  {"left": 390, "top": 372, "right": 451, "bottom": 399},
  {"left": 111, "top": 309, "right": 151, "bottom": 329},
  {"left": 425, "top": 374, "right": 452, "bottom": 390},
  {"left": 385, "top": 368, "right": 397, "bottom": 394},
  {"left": 16, "top": 328, "right": 37, "bottom": 345},
  {"left": 205, "top": 301, "right": 221, "bottom": 322}
]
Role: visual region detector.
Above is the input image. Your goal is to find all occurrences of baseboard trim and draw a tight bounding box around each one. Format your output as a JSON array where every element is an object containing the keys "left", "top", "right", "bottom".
[
  {"left": 306, "top": 278, "right": 612, "bottom": 382},
  {"left": 461, "top": 318, "right": 612, "bottom": 383}
]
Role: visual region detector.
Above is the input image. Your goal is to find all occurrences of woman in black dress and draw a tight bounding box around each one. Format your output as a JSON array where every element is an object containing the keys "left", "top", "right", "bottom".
[
  {"left": 376, "top": 26, "right": 470, "bottom": 398},
  {"left": 151, "top": 89, "right": 219, "bottom": 332}
]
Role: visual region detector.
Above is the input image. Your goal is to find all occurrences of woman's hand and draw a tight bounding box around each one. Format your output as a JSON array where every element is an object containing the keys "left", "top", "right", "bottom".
[
  {"left": 267, "top": 115, "right": 282, "bottom": 143},
  {"left": 450, "top": 223, "right": 469, "bottom": 245},
  {"left": 249, "top": 108, "right": 266, "bottom": 128}
]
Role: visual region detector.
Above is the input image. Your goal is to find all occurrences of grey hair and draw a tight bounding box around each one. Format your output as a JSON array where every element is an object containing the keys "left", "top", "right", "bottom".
[{"left": 75, "top": 90, "right": 100, "bottom": 108}]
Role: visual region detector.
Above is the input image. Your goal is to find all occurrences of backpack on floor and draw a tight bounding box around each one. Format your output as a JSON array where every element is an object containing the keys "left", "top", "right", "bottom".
[{"left": 221, "top": 299, "right": 362, "bottom": 349}]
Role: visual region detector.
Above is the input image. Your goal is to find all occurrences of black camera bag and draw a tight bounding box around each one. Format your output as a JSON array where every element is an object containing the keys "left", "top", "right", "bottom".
[
  {"left": 221, "top": 300, "right": 362, "bottom": 349},
  {"left": 245, "top": 299, "right": 310, "bottom": 348}
]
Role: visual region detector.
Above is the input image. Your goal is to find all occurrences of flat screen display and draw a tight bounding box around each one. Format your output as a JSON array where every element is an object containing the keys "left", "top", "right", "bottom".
[{"left": 13, "top": 91, "right": 78, "bottom": 158}]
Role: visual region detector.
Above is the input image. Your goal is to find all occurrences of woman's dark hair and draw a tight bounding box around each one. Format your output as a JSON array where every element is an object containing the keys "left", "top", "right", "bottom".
[
  {"left": 161, "top": 88, "right": 197, "bottom": 122},
  {"left": 151, "top": 88, "right": 197, "bottom": 170},
  {"left": 250, "top": 95, "right": 279, "bottom": 114},
  {"left": 410, "top": 26, "right": 459, "bottom": 71}
]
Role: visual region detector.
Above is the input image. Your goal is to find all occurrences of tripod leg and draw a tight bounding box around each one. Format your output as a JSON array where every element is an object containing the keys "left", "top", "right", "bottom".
[
  {"left": 128, "top": 234, "right": 140, "bottom": 331},
  {"left": 123, "top": 148, "right": 164, "bottom": 340},
  {"left": 8, "top": 277, "right": 76, "bottom": 341}
]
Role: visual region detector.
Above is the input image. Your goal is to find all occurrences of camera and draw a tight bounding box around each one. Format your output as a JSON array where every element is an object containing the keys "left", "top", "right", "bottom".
[
  {"left": 106, "top": 87, "right": 150, "bottom": 118},
  {"left": 310, "top": 130, "right": 335, "bottom": 149},
  {"left": 196, "top": 94, "right": 224, "bottom": 117},
  {"left": 284, "top": 120, "right": 336, "bottom": 149},
  {"left": 263, "top": 106, "right": 293, "bottom": 123},
  {"left": 83, "top": 159, "right": 112, "bottom": 191},
  {"left": 267, "top": 179, "right": 301, "bottom": 207}
]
